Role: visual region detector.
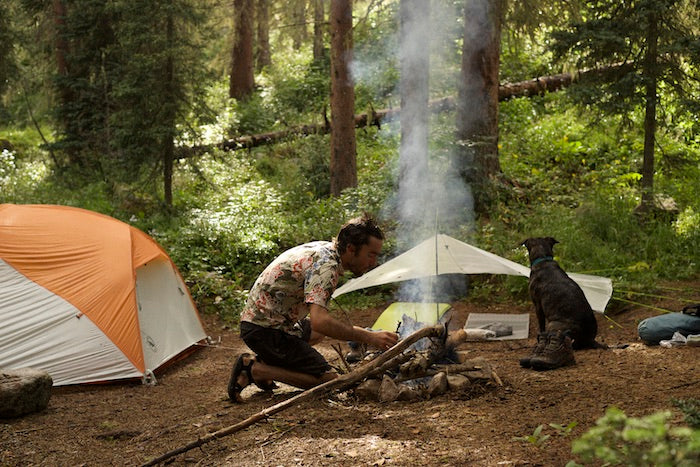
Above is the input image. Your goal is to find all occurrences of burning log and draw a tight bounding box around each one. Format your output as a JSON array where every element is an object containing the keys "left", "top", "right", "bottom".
[{"left": 352, "top": 329, "right": 503, "bottom": 402}]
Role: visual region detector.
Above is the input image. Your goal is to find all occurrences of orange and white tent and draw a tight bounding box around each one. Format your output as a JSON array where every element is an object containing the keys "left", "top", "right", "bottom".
[{"left": 0, "top": 204, "right": 207, "bottom": 386}]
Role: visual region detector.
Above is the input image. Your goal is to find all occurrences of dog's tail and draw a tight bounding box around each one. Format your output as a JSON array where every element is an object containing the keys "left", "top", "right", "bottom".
[
  {"left": 589, "top": 340, "right": 631, "bottom": 350},
  {"left": 575, "top": 339, "right": 610, "bottom": 350}
]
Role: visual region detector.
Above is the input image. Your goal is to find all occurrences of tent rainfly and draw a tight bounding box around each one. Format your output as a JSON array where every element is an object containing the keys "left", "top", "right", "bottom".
[
  {"left": 0, "top": 204, "right": 207, "bottom": 386},
  {"left": 332, "top": 234, "right": 613, "bottom": 313}
]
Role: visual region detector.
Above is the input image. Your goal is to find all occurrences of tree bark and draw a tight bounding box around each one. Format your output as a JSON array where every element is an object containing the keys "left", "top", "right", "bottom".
[
  {"left": 230, "top": 0, "right": 255, "bottom": 100},
  {"left": 313, "top": 0, "right": 326, "bottom": 60},
  {"left": 52, "top": 0, "right": 69, "bottom": 77},
  {"left": 163, "top": 6, "right": 175, "bottom": 207},
  {"left": 455, "top": 0, "right": 503, "bottom": 215},
  {"left": 640, "top": 12, "right": 658, "bottom": 212},
  {"left": 329, "top": 0, "right": 357, "bottom": 196},
  {"left": 51, "top": 0, "right": 73, "bottom": 160},
  {"left": 292, "top": 0, "right": 308, "bottom": 50},
  {"left": 398, "top": 0, "right": 430, "bottom": 230},
  {"left": 255, "top": 0, "right": 271, "bottom": 70}
]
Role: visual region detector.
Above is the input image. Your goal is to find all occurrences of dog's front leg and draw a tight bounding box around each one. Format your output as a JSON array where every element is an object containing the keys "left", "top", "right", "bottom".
[{"left": 534, "top": 302, "right": 546, "bottom": 332}]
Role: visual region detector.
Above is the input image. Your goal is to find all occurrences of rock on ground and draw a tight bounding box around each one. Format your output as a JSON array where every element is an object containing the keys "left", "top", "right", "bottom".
[{"left": 0, "top": 368, "right": 53, "bottom": 418}]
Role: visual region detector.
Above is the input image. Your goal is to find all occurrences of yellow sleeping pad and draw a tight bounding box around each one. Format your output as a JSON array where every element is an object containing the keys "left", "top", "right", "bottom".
[{"left": 371, "top": 302, "right": 451, "bottom": 331}]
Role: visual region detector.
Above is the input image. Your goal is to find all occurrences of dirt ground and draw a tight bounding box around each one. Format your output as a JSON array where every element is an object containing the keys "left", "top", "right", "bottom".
[{"left": 1, "top": 279, "right": 698, "bottom": 467}]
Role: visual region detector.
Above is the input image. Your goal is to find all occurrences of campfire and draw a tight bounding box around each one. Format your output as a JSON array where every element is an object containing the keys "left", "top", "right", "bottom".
[{"left": 339, "top": 320, "right": 503, "bottom": 403}]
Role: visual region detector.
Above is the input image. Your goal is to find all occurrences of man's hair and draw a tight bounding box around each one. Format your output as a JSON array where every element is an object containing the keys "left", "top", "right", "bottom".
[{"left": 336, "top": 213, "right": 384, "bottom": 254}]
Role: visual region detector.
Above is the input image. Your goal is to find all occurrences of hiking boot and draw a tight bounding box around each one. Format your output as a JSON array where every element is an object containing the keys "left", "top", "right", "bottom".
[
  {"left": 519, "top": 332, "right": 549, "bottom": 368},
  {"left": 530, "top": 330, "right": 576, "bottom": 371}
]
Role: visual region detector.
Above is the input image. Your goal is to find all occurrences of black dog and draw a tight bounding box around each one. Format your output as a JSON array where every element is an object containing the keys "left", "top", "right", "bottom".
[{"left": 522, "top": 237, "right": 604, "bottom": 349}]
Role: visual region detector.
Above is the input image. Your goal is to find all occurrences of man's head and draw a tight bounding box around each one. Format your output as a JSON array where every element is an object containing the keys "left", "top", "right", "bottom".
[{"left": 336, "top": 213, "right": 384, "bottom": 276}]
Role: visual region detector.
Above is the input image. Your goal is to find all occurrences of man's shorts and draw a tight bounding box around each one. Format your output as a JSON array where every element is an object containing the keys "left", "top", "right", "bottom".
[{"left": 240, "top": 319, "right": 332, "bottom": 376}]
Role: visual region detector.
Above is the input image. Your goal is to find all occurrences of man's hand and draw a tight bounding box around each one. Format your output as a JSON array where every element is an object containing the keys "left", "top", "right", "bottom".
[
  {"left": 309, "top": 304, "right": 398, "bottom": 350},
  {"left": 364, "top": 329, "right": 399, "bottom": 351}
]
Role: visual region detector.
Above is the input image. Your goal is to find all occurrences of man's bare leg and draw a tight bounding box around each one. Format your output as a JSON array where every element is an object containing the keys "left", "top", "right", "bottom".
[
  {"left": 253, "top": 360, "right": 336, "bottom": 389},
  {"left": 234, "top": 355, "right": 336, "bottom": 391}
]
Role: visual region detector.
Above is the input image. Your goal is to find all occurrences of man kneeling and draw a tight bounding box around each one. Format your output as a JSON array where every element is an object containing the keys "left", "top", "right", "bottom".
[{"left": 228, "top": 214, "right": 398, "bottom": 402}]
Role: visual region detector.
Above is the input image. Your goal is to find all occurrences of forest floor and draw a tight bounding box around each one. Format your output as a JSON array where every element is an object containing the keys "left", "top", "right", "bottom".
[{"left": 1, "top": 278, "right": 698, "bottom": 467}]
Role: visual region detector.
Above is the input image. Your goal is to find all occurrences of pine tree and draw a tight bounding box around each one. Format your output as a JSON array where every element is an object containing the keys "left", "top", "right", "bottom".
[
  {"left": 109, "top": 0, "right": 210, "bottom": 205},
  {"left": 551, "top": 0, "right": 700, "bottom": 213},
  {"left": 329, "top": 0, "right": 357, "bottom": 196},
  {"left": 0, "top": 3, "right": 15, "bottom": 98}
]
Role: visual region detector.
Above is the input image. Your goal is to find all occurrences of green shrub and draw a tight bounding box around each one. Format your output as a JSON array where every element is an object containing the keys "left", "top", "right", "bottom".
[
  {"left": 673, "top": 398, "right": 700, "bottom": 429},
  {"left": 569, "top": 407, "right": 700, "bottom": 466},
  {"left": 234, "top": 93, "right": 277, "bottom": 135}
]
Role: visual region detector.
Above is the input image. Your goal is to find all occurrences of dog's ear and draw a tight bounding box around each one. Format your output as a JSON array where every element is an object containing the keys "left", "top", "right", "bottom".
[
  {"left": 546, "top": 237, "right": 559, "bottom": 248},
  {"left": 521, "top": 238, "right": 531, "bottom": 249}
]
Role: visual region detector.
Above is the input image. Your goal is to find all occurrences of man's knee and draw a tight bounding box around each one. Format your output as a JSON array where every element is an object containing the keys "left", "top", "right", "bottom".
[
  {"left": 320, "top": 371, "right": 338, "bottom": 383},
  {"left": 309, "top": 330, "right": 325, "bottom": 345}
]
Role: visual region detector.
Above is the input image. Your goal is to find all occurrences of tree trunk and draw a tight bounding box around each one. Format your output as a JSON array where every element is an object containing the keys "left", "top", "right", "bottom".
[
  {"left": 313, "top": 0, "right": 326, "bottom": 61},
  {"left": 52, "top": 0, "right": 69, "bottom": 77},
  {"left": 329, "top": 0, "right": 357, "bottom": 196},
  {"left": 163, "top": 6, "right": 175, "bottom": 207},
  {"left": 398, "top": 0, "right": 430, "bottom": 231},
  {"left": 230, "top": 0, "right": 255, "bottom": 100},
  {"left": 292, "top": 0, "right": 308, "bottom": 50},
  {"left": 255, "top": 0, "right": 271, "bottom": 70},
  {"left": 51, "top": 0, "right": 73, "bottom": 164},
  {"left": 455, "top": 0, "right": 502, "bottom": 215},
  {"left": 640, "top": 12, "right": 658, "bottom": 212}
]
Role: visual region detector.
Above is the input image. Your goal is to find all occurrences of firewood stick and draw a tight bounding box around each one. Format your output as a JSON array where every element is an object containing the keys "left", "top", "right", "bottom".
[
  {"left": 330, "top": 343, "right": 351, "bottom": 374},
  {"left": 141, "top": 324, "right": 444, "bottom": 466},
  {"left": 366, "top": 351, "right": 415, "bottom": 378},
  {"left": 436, "top": 361, "right": 503, "bottom": 385},
  {"left": 490, "top": 369, "right": 504, "bottom": 386},
  {"left": 434, "top": 362, "right": 489, "bottom": 374}
]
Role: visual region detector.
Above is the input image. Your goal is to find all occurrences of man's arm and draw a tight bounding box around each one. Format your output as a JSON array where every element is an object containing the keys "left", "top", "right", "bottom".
[{"left": 309, "top": 304, "right": 398, "bottom": 350}]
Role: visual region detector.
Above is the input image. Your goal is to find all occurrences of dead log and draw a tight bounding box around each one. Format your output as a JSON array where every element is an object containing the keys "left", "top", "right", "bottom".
[
  {"left": 175, "top": 64, "right": 630, "bottom": 159},
  {"left": 498, "top": 72, "right": 574, "bottom": 100},
  {"left": 141, "top": 324, "right": 445, "bottom": 466}
]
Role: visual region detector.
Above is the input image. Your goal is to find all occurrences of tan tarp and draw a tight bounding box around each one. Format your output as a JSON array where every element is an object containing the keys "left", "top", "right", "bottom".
[{"left": 333, "top": 234, "right": 612, "bottom": 313}]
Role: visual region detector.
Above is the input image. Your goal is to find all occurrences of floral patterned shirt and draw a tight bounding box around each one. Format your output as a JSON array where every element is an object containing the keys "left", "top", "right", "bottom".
[{"left": 240, "top": 241, "right": 342, "bottom": 336}]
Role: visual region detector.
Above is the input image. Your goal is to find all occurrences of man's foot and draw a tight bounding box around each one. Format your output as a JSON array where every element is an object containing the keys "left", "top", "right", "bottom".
[
  {"left": 253, "top": 356, "right": 277, "bottom": 391},
  {"left": 227, "top": 353, "right": 254, "bottom": 402}
]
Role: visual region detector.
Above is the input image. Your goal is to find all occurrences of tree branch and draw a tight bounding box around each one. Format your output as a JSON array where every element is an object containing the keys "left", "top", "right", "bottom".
[{"left": 141, "top": 324, "right": 445, "bottom": 466}]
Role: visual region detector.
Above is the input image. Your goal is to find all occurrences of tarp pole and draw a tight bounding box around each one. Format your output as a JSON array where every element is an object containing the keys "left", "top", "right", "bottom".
[{"left": 434, "top": 212, "right": 439, "bottom": 322}]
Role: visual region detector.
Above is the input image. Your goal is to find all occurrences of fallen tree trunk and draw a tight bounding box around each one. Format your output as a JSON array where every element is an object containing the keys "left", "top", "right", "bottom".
[
  {"left": 176, "top": 64, "right": 628, "bottom": 158},
  {"left": 141, "top": 324, "right": 445, "bottom": 466}
]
